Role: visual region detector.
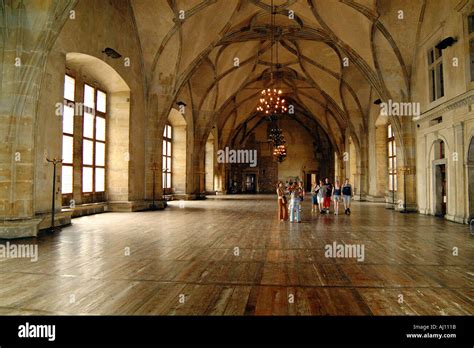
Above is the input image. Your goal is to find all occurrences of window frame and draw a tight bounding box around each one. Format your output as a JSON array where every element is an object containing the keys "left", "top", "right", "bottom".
[
  {"left": 427, "top": 45, "right": 444, "bottom": 102},
  {"left": 81, "top": 83, "right": 107, "bottom": 202},
  {"left": 61, "top": 74, "right": 76, "bottom": 203},
  {"left": 388, "top": 124, "right": 397, "bottom": 192},
  {"left": 162, "top": 124, "right": 172, "bottom": 194},
  {"left": 468, "top": 12, "right": 474, "bottom": 84}
]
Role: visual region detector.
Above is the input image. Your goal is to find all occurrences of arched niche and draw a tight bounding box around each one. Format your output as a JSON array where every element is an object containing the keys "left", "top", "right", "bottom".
[
  {"left": 428, "top": 138, "right": 449, "bottom": 217},
  {"left": 167, "top": 108, "right": 187, "bottom": 195},
  {"left": 66, "top": 53, "right": 131, "bottom": 203},
  {"left": 205, "top": 131, "right": 216, "bottom": 193}
]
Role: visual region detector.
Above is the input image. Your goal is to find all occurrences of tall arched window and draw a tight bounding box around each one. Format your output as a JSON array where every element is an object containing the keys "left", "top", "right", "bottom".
[
  {"left": 61, "top": 74, "right": 107, "bottom": 205},
  {"left": 388, "top": 124, "right": 397, "bottom": 192},
  {"left": 162, "top": 124, "right": 172, "bottom": 194}
]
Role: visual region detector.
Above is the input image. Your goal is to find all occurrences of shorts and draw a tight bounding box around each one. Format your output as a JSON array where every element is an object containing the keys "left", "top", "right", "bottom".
[
  {"left": 312, "top": 195, "right": 318, "bottom": 205},
  {"left": 343, "top": 195, "right": 351, "bottom": 205},
  {"left": 333, "top": 195, "right": 340, "bottom": 202}
]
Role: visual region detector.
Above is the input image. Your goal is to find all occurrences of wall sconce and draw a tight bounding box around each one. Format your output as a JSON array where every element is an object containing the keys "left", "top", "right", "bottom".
[{"left": 102, "top": 47, "right": 122, "bottom": 59}]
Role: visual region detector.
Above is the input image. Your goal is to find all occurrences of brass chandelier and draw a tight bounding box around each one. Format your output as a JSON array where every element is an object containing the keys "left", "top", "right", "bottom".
[
  {"left": 256, "top": 0, "right": 287, "bottom": 117},
  {"left": 273, "top": 144, "right": 287, "bottom": 162},
  {"left": 257, "top": 88, "right": 287, "bottom": 116}
]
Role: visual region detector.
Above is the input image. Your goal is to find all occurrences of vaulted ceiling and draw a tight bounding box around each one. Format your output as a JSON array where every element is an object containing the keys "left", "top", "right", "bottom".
[{"left": 130, "top": 0, "right": 427, "bottom": 153}]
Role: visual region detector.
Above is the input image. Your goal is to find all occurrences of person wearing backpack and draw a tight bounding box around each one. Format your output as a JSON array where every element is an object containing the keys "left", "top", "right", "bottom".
[
  {"left": 311, "top": 181, "right": 320, "bottom": 213},
  {"left": 323, "top": 177, "right": 333, "bottom": 214},
  {"left": 342, "top": 178, "right": 353, "bottom": 215}
]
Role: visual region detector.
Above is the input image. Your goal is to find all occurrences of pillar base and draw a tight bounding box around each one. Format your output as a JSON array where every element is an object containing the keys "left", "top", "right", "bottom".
[
  {"left": 394, "top": 203, "right": 418, "bottom": 213},
  {"left": 37, "top": 210, "right": 72, "bottom": 230},
  {"left": 172, "top": 194, "right": 204, "bottom": 200},
  {"left": 365, "top": 195, "right": 386, "bottom": 203},
  {"left": 0, "top": 218, "right": 43, "bottom": 239}
]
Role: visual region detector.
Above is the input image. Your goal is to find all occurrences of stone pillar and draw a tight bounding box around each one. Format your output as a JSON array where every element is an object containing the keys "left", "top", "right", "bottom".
[
  {"left": 0, "top": 1, "right": 77, "bottom": 238},
  {"left": 396, "top": 118, "right": 417, "bottom": 212}
]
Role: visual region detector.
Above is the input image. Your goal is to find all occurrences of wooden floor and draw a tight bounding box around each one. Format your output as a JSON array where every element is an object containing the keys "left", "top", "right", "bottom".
[{"left": 0, "top": 195, "right": 472, "bottom": 315}]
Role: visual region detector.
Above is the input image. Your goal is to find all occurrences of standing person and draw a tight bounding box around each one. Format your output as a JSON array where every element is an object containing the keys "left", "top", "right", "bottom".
[
  {"left": 288, "top": 182, "right": 303, "bottom": 223},
  {"left": 317, "top": 179, "right": 325, "bottom": 214},
  {"left": 276, "top": 182, "right": 288, "bottom": 222},
  {"left": 323, "top": 177, "right": 333, "bottom": 214},
  {"left": 332, "top": 180, "right": 342, "bottom": 215},
  {"left": 311, "top": 181, "right": 320, "bottom": 213},
  {"left": 342, "top": 178, "right": 353, "bottom": 215}
]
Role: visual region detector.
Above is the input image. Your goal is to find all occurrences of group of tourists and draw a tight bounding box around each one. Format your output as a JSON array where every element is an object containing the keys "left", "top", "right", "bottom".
[{"left": 276, "top": 178, "right": 353, "bottom": 223}]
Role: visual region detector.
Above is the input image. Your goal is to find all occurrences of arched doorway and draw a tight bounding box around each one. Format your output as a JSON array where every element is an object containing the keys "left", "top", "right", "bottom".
[
  {"left": 205, "top": 131, "right": 216, "bottom": 194},
  {"left": 167, "top": 108, "right": 187, "bottom": 196},
  {"left": 432, "top": 139, "right": 447, "bottom": 217}
]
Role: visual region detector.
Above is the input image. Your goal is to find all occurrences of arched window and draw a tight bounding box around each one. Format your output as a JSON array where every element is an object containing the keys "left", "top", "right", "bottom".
[
  {"left": 388, "top": 124, "right": 397, "bottom": 192},
  {"left": 162, "top": 124, "right": 172, "bottom": 194},
  {"left": 61, "top": 74, "right": 107, "bottom": 205}
]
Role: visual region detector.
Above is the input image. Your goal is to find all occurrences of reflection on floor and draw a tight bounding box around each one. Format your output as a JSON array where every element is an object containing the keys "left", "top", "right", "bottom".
[{"left": 0, "top": 195, "right": 472, "bottom": 315}]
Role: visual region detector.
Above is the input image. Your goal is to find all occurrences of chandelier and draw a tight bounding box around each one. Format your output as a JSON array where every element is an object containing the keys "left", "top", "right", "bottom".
[
  {"left": 257, "top": 88, "right": 287, "bottom": 116},
  {"left": 256, "top": 0, "right": 287, "bottom": 117},
  {"left": 268, "top": 126, "right": 285, "bottom": 147},
  {"left": 273, "top": 144, "right": 287, "bottom": 162}
]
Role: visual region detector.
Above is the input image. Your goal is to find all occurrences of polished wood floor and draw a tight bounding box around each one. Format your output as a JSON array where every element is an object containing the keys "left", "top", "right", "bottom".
[{"left": 0, "top": 195, "right": 472, "bottom": 315}]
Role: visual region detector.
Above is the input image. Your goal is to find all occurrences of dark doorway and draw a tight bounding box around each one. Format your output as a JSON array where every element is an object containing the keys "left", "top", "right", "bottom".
[
  {"left": 434, "top": 164, "right": 447, "bottom": 217},
  {"left": 245, "top": 174, "right": 256, "bottom": 193},
  {"left": 305, "top": 173, "right": 317, "bottom": 192}
]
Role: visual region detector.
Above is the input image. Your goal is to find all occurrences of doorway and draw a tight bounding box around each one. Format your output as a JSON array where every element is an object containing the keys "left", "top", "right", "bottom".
[
  {"left": 305, "top": 172, "right": 317, "bottom": 192},
  {"left": 434, "top": 164, "right": 447, "bottom": 217},
  {"left": 245, "top": 174, "right": 256, "bottom": 193}
]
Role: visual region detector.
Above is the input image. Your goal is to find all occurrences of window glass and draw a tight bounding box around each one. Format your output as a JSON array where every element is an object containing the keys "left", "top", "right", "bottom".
[
  {"left": 82, "top": 167, "right": 93, "bottom": 192},
  {"left": 95, "top": 168, "right": 105, "bottom": 192},
  {"left": 96, "top": 117, "right": 106, "bottom": 141},
  {"left": 95, "top": 142, "right": 105, "bottom": 166},
  {"left": 84, "top": 112, "right": 94, "bottom": 139},
  {"left": 83, "top": 139, "right": 94, "bottom": 165},
  {"left": 61, "top": 166, "right": 73, "bottom": 194},
  {"left": 97, "top": 90, "right": 106, "bottom": 113},
  {"left": 84, "top": 84, "right": 95, "bottom": 109},
  {"left": 63, "top": 105, "right": 74, "bottom": 134},
  {"left": 62, "top": 135, "right": 74, "bottom": 164},
  {"left": 64, "top": 75, "right": 75, "bottom": 101}
]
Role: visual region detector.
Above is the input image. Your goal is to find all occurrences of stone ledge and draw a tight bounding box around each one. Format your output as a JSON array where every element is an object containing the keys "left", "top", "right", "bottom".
[
  {"left": 0, "top": 218, "right": 43, "bottom": 239},
  {"left": 108, "top": 200, "right": 162, "bottom": 212},
  {"left": 171, "top": 194, "right": 200, "bottom": 200},
  {"left": 70, "top": 202, "right": 107, "bottom": 218}
]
